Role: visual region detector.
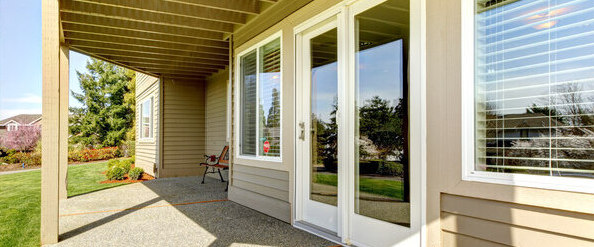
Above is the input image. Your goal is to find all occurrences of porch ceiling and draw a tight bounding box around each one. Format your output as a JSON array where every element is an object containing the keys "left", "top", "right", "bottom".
[{"left": 59, "top": 0, "right": 279, "bottom": 80}]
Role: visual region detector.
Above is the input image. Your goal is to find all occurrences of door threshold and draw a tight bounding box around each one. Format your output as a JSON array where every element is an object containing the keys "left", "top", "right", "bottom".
[{"left": 294, "top": 221, "right": 344, "bottom": 246}]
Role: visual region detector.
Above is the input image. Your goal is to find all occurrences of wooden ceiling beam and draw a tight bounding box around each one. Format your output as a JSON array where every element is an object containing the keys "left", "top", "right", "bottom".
[
  {"left": 150, "top": 70, "right": 212, "bottom": 77},
  {"left": 74, "top": 47, "right": 229, "bottom": 66},
  {"left": 69, "top": 46, "right": 159, "bottom": 77},
  {"left": 64, "top": 33, "right": 228, "bottom": 55},
  {"left": 161, "top": 75, "right": 206, "bottom": 81},
  {"left": 69, "top": 40, "right": 228, "bottom": 61},
  {"left": 61, "top": 13, "right": 224, "bottom": 40},
  {"left": 83, "top": 55, "right": 226, "bottom": 70},
  {"left": 126, "top": 64, "right": 220, "bottom": 74},
  {"left": 139, "top": 68, "right": 216, "bottom": 76},
  {"left": 134, "top": 65, "right": 218, "bottom": 74},
  {"left": 60, "top": 2, "right": 233, "bottom": 34},
  {"left": 163, "top": 0, "right": 260, "bottom": 15},
  {"left": 111, "top": 58, "right": 225, "bottom": 70},
  {"left": 62, "top": 23, "right": 228, "bottom": 49},
  {"left": 69, "top": 0, "right": 246, "bottom": 25}
]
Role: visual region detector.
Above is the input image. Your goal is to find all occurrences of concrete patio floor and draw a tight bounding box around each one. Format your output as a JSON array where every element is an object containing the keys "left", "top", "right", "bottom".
[{"left": 47, "top": 176, "right": 335, "bottom": 247}]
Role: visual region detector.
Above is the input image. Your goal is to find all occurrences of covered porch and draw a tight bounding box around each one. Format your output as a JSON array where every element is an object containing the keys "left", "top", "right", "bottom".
[
  {"left": 50, "top": 176, "right": 332, "bottom": 246},
  {"left": 42, "top": 0, "right": 308, "bottom": 244}
]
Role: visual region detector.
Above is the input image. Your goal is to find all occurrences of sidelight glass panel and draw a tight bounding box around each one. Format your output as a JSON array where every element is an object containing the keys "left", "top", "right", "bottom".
[
  {"left": 354, "top": 0, "right": 410, "bottom": 227},
  {"left": 310, "top": 28, "right": 339, "bottom": 206}
]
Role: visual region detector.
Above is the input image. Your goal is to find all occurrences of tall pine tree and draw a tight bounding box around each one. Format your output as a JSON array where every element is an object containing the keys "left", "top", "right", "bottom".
[{"left": 69, "top": 58, "right": 135, "bottom": 148}]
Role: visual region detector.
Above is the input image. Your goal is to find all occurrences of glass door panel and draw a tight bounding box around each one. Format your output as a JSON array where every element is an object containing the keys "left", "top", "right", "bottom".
[
  {"left": 297, "top": 16, "right": 341, "bottom": 234},
  {"left": 354, "top": 0, "right": 410, "bottom": 227},
  {"left": 310, "top": 28, "right": 339, "bottom": 206}
]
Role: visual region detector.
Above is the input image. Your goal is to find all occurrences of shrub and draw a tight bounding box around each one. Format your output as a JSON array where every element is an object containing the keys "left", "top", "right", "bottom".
[
  {"left": 0, "top": 151, "right": 42, "bottom": 166},
  {"left": 119, "top": 159, "right": 133, "bottom": 174},
  {"left": 69, "top": 147, "right": 121, "bottom": 162},
  {"left": 359, "top": 160, "right": 382, "bottom": 174},
  {"left": 0, "top": 126, "right": 41, "bottom": 151},
  {"left": 106, "top": 166, "right": 126, "bottom": 180},
  {"left": 107, "top": 158, "right": 134, "bottom": 174},
  {"left": 322, "top": 158, "right": 338, "bottom": 172},
  {"left": 0, "top": 149, "right": 18, "bottom": 163},
  {"left": 129, "top": 167, "right": 144, "bottom": 180},
  {"left": 377, "top": 161, "right": 404, "bottom": 176}
]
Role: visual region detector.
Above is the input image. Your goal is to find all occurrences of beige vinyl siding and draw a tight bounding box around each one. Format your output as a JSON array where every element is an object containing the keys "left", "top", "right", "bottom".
[
  {"left": 205, "top": 68, "right": 229, "bottom": 156},
  {"left": 229, "top": 164, "right": 291, "bottom": 222},
  {"left": 135, "top": 72, "right": 159, "bottom": 177},
  {"left": 160, "top": 78, "right": 206, "bottom": 178},
  {"left": 229, "top": 0, "right": 343, "bottom": 223},
  {"left": 426, "top": 0, "right": 594, "bottom": 245},
  {"left": 440, "top": 194, "right": 594, "bottom": 246}
]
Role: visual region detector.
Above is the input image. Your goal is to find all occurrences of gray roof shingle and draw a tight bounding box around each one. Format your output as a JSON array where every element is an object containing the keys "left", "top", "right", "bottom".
[{"left": 0, "top": 114, "right": 42, "bottom": 126}]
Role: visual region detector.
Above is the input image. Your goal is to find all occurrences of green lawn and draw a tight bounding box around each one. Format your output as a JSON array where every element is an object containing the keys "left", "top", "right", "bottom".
[
  {"left": 0, "top": 161, "right": 126, "bottom": 247},
  {"left": 314, "top": 173, "right": 404, "bottom": 199}
]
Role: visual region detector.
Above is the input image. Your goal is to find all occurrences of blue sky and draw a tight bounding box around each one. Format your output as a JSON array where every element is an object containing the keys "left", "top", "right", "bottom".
[{"left": 0, "top": 0, "right": 88, "bottom": 119}]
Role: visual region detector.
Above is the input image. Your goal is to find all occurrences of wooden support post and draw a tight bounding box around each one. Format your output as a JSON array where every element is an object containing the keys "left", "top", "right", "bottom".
[
  {"left": 41, "top": 0, "right": 62, "bottom": 244},
  {"left": 59, "top": 46, "right": 69, "bottom": 200}
]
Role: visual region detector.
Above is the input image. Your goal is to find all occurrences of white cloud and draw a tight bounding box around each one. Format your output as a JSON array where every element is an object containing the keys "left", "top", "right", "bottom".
[
  {"left": 2, "top": 93, "right": 42, "bottom": 104},
  {"left": 0, "top": 108, "right": 41, "bottom": 120}
]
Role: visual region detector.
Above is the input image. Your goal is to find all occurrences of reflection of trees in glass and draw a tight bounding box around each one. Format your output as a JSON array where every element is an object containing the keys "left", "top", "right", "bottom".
[
  {"left": 359, "top": 96, "right": 406, "bottom": 161},
  {"left": 558, "top": 83, "right": 594, "bottom": 129},
  {"left": 482, "top": 82, "right": 594, "bottom": 176},
  {"left": 312, "top": 98, "right": 338, "bottom": 171},
  {"left": 260, "top": 88, "right": 281, "bottom": 156}
]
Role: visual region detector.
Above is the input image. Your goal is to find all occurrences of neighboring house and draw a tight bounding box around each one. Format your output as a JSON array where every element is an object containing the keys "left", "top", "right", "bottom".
[
  {"left": 39, "top": 0, "right": 594, "bottom": 246},
  {"left": 0, "top": 114, "right": 42, "bottom": 136}
]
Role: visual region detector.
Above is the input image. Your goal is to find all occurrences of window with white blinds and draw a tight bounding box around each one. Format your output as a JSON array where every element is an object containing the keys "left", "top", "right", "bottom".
[
  {"left": 474, "top": 0, "right": 594, "bottom": 179},
  {"left": 239, "top": 37, "right": 282, "bottom": 158},
  {"left": 241, "top": 51, "right": 258, "bottom": 155}
]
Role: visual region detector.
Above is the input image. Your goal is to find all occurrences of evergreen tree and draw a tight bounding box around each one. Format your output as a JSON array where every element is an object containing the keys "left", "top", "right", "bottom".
[{"left": 69, "top": 59, "right": 135, "bottom": 148}]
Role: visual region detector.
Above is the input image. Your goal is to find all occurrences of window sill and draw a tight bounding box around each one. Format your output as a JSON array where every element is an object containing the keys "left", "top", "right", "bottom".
[
  {"left": 138, "top": 138, "right": 155, "bottom": 144},
  {"left": 463, "top": 171, "right": 594, "bottom": 195},
  {"left": 453, "top": 176, "right": 594, "bottom": 215},
  {"left": 234, "top": 156, "right": 286, "bottom": 171}
]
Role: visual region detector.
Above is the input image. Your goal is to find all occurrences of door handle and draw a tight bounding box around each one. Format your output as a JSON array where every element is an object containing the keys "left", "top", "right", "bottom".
[{"left": 299, "top": 122, "right": 305, "bottom": 141}]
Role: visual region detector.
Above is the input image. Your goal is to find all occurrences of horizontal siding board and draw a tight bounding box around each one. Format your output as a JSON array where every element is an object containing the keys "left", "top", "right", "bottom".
[
  {"left": 233, "top": 170, "right": 289, "bottom": 192},
  {"left": 232, "top": 179, "right": 289, "bottom": 201},
  {"left": 233, "top": 164, "right": 289, "bottom": 181},
  {"left": 228, "top": 186, "right": 291, "bottom": 223},
  {"left": 135, "top": 72, "right": 159, "bottom": 177},
  {"left": 441, "top": 231, "right": 508, "bottom": 247},
  {"left": 205, "top": 68, "right": 229, "bottom": 156},
  {"left": 161, "top": 78, "right": 206, "bottom": 175},
  {"left": 441, "top": 194, "right": 594, "bottom": 241},
  {"left": 441, "top": 212, "right": 594, "bottom": 247}
]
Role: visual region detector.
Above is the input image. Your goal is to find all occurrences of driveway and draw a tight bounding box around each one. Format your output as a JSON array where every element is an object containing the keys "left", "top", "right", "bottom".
[{"left": 48, "top": 176, "right": 335, "bottom": 247}]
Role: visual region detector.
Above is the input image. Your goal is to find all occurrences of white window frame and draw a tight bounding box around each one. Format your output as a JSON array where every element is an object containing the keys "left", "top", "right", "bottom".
[
  {"left": 234, "top": 31, "right": 283, "bottom": 162},
  {"left": 139, "top": 96, "right": 154, "bottom": 141},
  {"left": 6, "top": 123, "right": 18, "bottom": 132},
  {"left": 461, "top": 0, "right": 594, "bottom": 194}
]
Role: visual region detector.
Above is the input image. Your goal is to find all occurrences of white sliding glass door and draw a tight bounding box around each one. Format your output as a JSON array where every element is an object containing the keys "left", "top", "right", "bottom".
[
  {"left": 296, "top": 15, "right": 342, "bottom": 234},
  {"left": 295, "top": 0, "right": 422, "bottom": 246}
]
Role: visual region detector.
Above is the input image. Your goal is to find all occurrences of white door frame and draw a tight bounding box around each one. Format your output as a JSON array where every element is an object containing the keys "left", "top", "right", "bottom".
[
  {"left": 293, "top": 0, "right": 426, "bottom": 246},
  {"left": 346, "top": 0, "right": 425, "bottom": 246},
  {"left": 296, "top": 14, "right": 342, "bottom": 234},
  {"left": 294, "top": 2, "right": 346, "bottom": 239}
]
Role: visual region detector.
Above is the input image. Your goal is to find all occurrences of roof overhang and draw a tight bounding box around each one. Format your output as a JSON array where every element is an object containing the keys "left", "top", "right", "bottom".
[{"left": 58, "top": 0, "right": 283, "bottom": 80}]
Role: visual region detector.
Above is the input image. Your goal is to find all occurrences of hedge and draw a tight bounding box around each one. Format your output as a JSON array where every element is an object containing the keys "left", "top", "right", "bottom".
[
  {"left": 0, "top": 151, "right": 41, "bottom": 166},
  {"left": 68, "top": 147, "right": 121, "bottom": 162}
]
